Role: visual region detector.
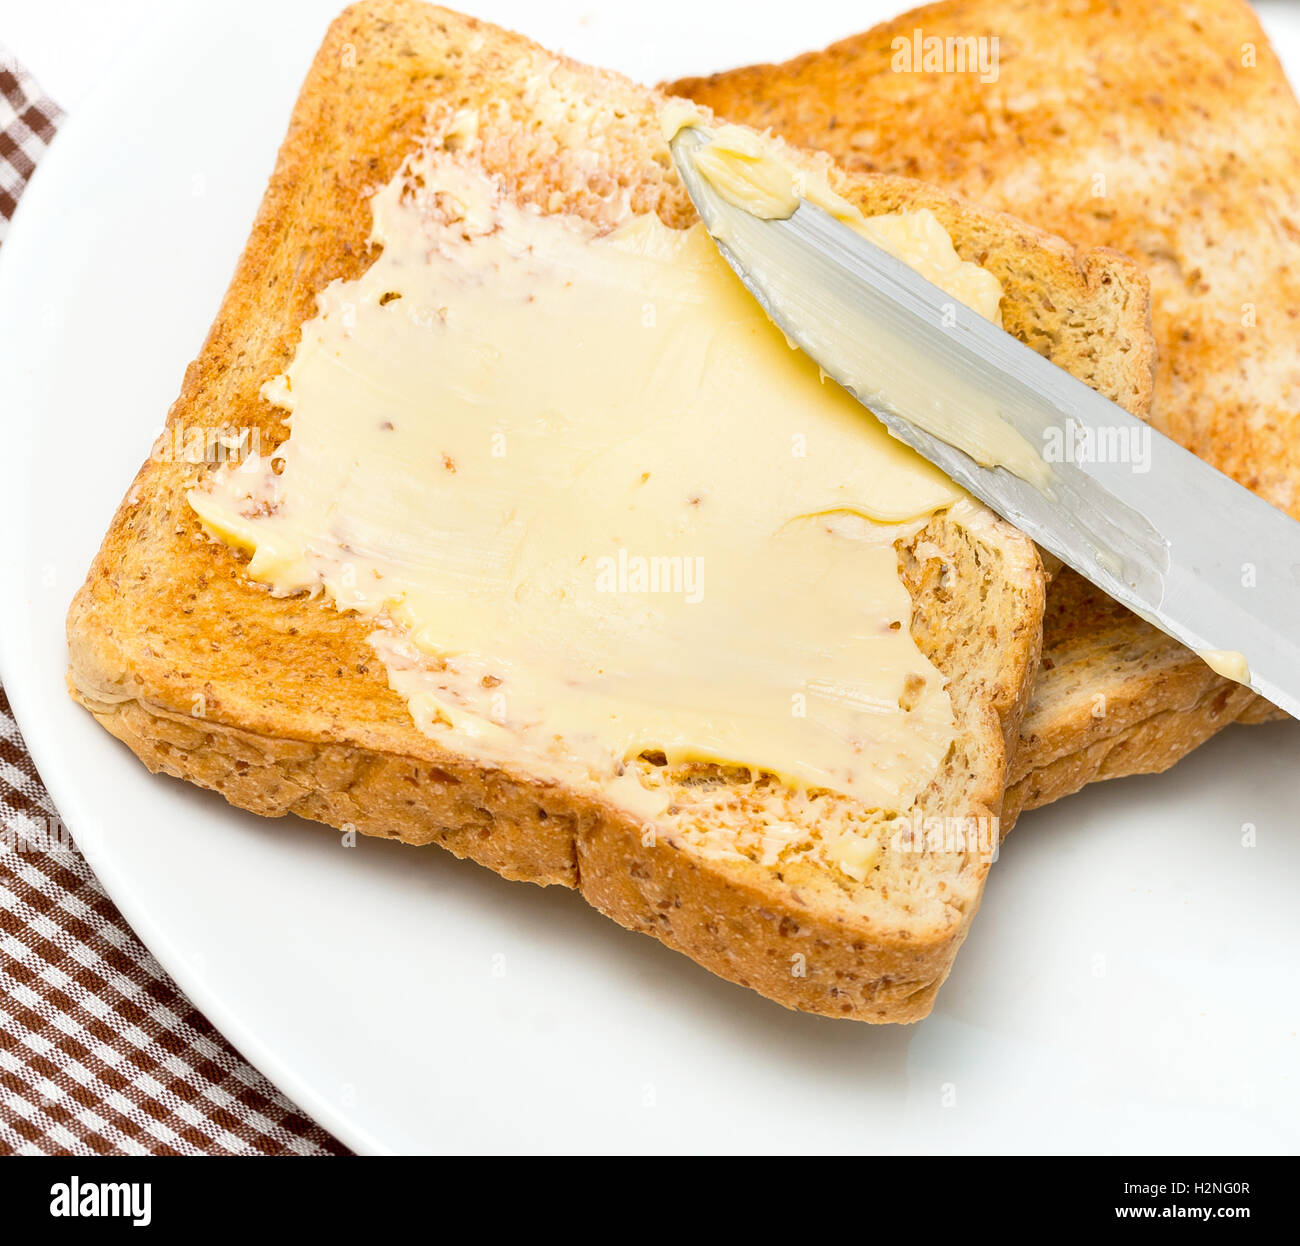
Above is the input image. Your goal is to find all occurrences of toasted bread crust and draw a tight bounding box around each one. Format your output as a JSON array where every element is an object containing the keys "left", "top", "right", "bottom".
[
  {"left": 670, "top": 0, "right": 1294, "bottom": 818},
  {"left": 73, "top": 693, "right": 960, "bottom": 1021},
  {"left": 1002, "top": 571, "right": 1258, "bottom": 822},
  {"left": 67, "top": 0, "right": 1063, "bottom": 1022}
]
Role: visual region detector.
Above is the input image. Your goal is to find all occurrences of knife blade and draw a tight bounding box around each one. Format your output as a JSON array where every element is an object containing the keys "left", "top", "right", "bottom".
[{"left": 670, "top": 124, "right": 1300, "bottom": 719}]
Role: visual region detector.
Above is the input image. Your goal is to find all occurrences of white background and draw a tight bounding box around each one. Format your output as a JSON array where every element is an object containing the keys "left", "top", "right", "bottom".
[{"left": 1, "top": 0, "right": 1298, "bottom": 1154}]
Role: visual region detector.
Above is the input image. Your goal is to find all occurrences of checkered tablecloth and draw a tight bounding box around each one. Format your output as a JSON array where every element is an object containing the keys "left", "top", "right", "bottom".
[{"left": 0, "top": 50, "right": 346, "bottom": 1156}]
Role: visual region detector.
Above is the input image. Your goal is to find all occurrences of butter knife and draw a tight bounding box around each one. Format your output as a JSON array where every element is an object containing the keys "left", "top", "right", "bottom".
[{"left": 670, "top": 124, "right": 1300, "bottom": 719}]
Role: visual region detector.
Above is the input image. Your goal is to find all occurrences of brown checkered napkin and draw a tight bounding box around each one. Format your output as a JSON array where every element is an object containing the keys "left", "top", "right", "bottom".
[
  {"left": 0, "top": 50, "right": 61, "bottom": 244},
  {"left": 0, "top": 52, "right": 346, "bottom": 1156},
  {"left": 0, "top": 693, "right": 347, "bottom": 1155},
  {"left": 0, "top": 692, "right": 346, "bottom": 1155}
]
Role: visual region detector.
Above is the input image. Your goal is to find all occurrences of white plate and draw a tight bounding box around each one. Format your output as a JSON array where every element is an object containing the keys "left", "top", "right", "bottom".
[{"left": 2, "top": 0, "right": 1299, "bottom": 1155}]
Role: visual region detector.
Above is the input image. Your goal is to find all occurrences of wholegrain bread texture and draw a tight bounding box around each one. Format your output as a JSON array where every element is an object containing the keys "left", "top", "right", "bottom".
[
  {"left": 670, "top": 0, "right": 1296, "bottom": 817},
  {"left": 67, "top": 0, "right": 1080, "bottom": 1023},
  {"left": 1003, "top": 569, "right": 1258, "bottom": 822}
]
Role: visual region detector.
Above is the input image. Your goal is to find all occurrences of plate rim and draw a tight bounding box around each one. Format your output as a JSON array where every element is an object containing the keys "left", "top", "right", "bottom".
[{"left": 0, "top": 2, "right": 383, "bottom": 1155}]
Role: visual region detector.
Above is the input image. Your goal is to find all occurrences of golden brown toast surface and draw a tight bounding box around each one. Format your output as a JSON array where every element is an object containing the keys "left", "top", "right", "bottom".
[
  {"left": 671, "top": 0, "right": 1295, "bottom": 814},
  {"left": 66, "top": 0, "right": 1163, "bottom": 1022}
]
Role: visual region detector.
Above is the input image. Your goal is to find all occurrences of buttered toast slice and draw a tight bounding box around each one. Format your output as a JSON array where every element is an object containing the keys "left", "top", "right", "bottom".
[
  {"left": 670, "top": 0, "right": 1295, "bottom": 821},
  {"left": 67, "top": 0, "right": 1143, "bottom": 1022}
]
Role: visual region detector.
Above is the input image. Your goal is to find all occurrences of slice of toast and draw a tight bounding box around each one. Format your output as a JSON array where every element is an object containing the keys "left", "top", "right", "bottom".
[
  {"left": 669, "top": 0, "right": 1295, "bottom": 821},
  {"left": 67, "top": 0, "right": 1154, "bottom": 1023}
]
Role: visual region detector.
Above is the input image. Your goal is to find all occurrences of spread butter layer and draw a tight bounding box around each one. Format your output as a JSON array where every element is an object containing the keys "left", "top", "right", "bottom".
[{"left": 190, "top": 117, "right": 1005, "bottom": 817}]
